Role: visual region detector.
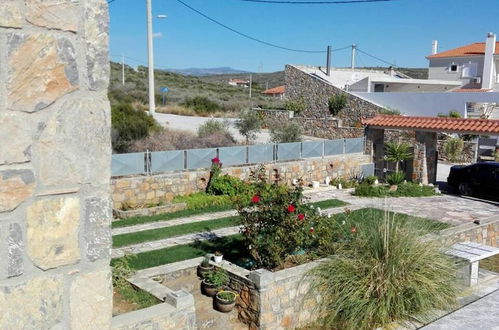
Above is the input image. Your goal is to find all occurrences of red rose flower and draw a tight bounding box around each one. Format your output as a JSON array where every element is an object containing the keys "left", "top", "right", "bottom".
[
  {"left": 351, "top": 227, "right": 357, "bottom": 233},
  {"left": 297, "top": 213, "right": 305, "bottom": 221},
  {"left": 211, "top": 157, "right": 220, "bottom": 164},
  {"left": 251, "top": 195, "right": 260, "bottom": 203},
  {"left": 287, "top": 205, "right": 296, "bottom": 213},
  {"left": 309, "top": 227, "right": 315, "bottom": 233}
]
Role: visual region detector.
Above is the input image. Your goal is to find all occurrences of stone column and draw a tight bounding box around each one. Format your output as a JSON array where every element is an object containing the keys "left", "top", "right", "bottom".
[
  {"left": 0, "top": 0, "right": 112, "bottom": 328},
  {"left": 365, "top": 127, "right": 384, "bottom": 178},
  {"left": 412, "top": 131, "right": 437, "bottom": 184}
]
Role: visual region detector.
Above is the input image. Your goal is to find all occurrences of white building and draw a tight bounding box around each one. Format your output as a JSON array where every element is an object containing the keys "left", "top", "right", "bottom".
[{"left": 427, "top": 33, "right": 498, "bottom": 92}]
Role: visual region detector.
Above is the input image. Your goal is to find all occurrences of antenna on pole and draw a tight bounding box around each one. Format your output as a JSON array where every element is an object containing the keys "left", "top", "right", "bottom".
[{"left": 351, "top": 44, "right": 357, "bottom": 71}]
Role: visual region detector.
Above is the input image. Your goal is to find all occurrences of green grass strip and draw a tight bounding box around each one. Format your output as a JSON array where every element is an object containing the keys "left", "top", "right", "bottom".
[
  {"left": 112, "top": 216, "right": 240, "bottom": 248},
  {"left": 113, "top": 198, "right": 347, "bottom": 229},
  {"left": 112, "top": 204, "right": 233, "bottom": 229},
  {"left": 309, "top": 199, "right": 347, "bottom": 209},
  {"left": 111, "top": 235, "right": 245, "bottom": 270}
]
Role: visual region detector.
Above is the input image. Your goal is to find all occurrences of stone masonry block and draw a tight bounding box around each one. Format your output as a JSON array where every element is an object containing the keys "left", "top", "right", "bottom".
[
  {"left": 7, "top": 32, "right": 79, "bottom": 112},
  {"left": 0, "top": 275, "right": 63, "bottom": 329},
  {"left": 0, "top": 1, "right": 23, "bottom": 28},
  {"left": 7, "top": 222, "right": 23, "bottom": 277},
  {"left": 84, "top": 197, "right": 112, "bottom": 262},
  {"left": 0, "top": 169, "right": 36, "bottom": 213},
  {"left": 37, "top": 96, "right": 110, "bottom": 186},
  {"left": 248, "top": 269, "right": 274, "bottom": 289},
  {"left": 0, "top": 113, "right": 44, "bottom": 165},
  {"left": 26, "top": 0, "right": 79, "bottom": 32},
  {"left": 70, "top": 269, "right": 112, "bottom": 330},
  {"left": 26, "top": 197, "right": 80, "bottom": 270},
  {"left": 84, "top": 0, "right": 110, "bottom": 90}
]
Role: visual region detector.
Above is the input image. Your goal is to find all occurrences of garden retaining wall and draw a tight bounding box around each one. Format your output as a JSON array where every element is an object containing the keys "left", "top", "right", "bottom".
[{"left": 111, "top": 153, "right": 371, "bottom": 210}]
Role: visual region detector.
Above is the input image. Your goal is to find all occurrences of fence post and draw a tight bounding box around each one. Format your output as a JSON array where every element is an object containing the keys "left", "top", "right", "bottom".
[{"left": 145, "top": 149, "right": 152, "bottom": 175}]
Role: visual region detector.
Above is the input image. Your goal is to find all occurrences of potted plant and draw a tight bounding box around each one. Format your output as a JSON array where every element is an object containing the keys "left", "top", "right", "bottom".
[
  {"left": 214, "top": 290, "right": 237, "bottom": 313},
  {"left": 201, "top": 268, "right": 228, "bottom": 297},
  {"left": 214, "top": 251, "right": 223, "bottom": 263},
  {"left": 197, "top": 256, "right": 214, "bottom": 279}
]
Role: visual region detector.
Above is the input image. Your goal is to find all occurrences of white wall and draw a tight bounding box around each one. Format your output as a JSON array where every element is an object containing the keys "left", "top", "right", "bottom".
[
  {"left": 428, "top": 57, "right": 485, "bottom": 85},
  {"left": 352, "top": 91, "right": 499, "bottom": 117}
]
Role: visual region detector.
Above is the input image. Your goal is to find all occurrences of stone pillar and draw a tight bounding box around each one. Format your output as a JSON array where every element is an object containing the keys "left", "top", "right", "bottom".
[
  {"left": 412, "top": 131, "right": 437, "bottom": 184},
  {"left": 365, "top": 127, "right": 384, "bottom": 178},
  {"left": 0, "top": 0, "right": 112, "bottom": 328}
]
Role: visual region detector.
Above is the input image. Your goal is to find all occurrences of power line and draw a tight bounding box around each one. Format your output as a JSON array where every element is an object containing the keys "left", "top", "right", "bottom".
[
  {"left": 236, "top": 0, "right": 393, "bottom": 4},
  {"left": 356, "top": 48, "right": 397, "bottom": 67},
  {"left": 174, "top": 0, "right": 328, "bottom": 53}
]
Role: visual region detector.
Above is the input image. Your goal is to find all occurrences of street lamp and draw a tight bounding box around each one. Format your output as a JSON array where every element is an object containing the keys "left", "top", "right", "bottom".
[{"left": 146, "top": 0, "right": 166, "bottom": 116}]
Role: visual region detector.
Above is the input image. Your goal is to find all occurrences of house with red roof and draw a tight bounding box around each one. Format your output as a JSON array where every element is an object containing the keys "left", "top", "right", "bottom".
[
  {"left": 261, "top": 85, "right": 285, "bottom": 99},
  {"left": 427, "top": 33, "right": 498, "bottom": 92},
  {"left": 228, "top": 78, "right": 249, "bottom": 87}
]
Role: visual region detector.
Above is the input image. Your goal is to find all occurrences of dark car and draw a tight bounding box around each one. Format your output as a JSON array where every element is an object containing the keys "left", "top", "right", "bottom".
[{"left": 447, "top": 162, "right": 499, "bottom": 198}]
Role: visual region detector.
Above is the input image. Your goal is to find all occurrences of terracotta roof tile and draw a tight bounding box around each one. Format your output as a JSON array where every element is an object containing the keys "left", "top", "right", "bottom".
[
  {"left": 362, "top": 115, "right": 499, "bottom": 134},
  {"left": 427, "top": 42, "right": 499, "bottom": 59},
  {"left": 261, "top": 85, "right": 285, "bottom": 94}
]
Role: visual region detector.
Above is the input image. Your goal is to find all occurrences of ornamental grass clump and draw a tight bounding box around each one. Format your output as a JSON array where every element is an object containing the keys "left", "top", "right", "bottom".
[{"left": 307, "top": 210, "right": 458, "bottom": 330}]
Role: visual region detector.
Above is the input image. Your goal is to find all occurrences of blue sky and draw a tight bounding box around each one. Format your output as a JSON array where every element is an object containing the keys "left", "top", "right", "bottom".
[{"left": 109, "top": 0, "right": 499, "bottom": 72}]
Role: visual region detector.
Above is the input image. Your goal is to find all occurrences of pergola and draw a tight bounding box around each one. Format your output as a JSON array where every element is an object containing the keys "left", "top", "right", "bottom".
[{"left": 362, "top": 116, "right": 499, "bottom": 184}]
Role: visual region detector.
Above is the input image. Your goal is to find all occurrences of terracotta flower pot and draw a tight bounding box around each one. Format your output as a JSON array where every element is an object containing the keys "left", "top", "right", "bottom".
[
  {"left": 201, "top": 279, "right": 220, "bottom": 297},
  {"left": 214, "top": 291, "right": 237, "bottom": 313},
  {"left": 197, "top": 264, "right": 214, "bottom": 279}
]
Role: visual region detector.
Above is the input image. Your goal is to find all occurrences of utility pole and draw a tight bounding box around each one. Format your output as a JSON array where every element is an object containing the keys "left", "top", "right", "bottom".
[
  {"left": 249, "top": 74, "right": 252, "bottom": 99},
  {"left": 326, "top": 45, "right": 332, "bottom": 76},
  {"left": 121, "top": 55, "right": 125, "bottom": 85},
  {"left": 351, "top": 44, "right": 357, "bottom": 71},
  {"left": 146, "top": 0, "right": 156, "bottom": 116}
]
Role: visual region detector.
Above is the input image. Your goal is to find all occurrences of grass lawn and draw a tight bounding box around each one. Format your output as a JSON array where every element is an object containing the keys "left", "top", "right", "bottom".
[
  {"left": 112, "top": 198, "right": 347, "bottom": 229},
  {"left": 113, "top": 216, "right": 240, "bottom": 248},
  {"left": 112, "top": 235, "right": 245, "bottom": 270},
  {"left": 112, "top": 208, "right": 450, "bottom": 270}
]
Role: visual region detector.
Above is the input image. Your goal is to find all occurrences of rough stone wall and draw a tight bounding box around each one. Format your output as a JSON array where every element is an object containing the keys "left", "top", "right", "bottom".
[
  {"left": 285, "top": 64, "right": 383, "bottom": 126},
  {"left": 437, "top": 139, "right": 476, "bottom": 163},
  {"left": 440, "top": 218, "right": 499, "bottom": 248},
  {"left": 293, "top": 118, "right": 364, "bottom": 139},
  {"left": 412, "top": 131, "right": 438, "bottom": 184},
  {"left": 111, "top": 154, "right": 371, "bottom": 210},
  {"left": 0, "top": 1, "right": 112, "bottom": 328}
]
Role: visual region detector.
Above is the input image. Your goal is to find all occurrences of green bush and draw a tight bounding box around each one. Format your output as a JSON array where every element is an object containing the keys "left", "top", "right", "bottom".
[
  {"left": 269, "top": 120, "right": 302, "bottom": 143},
  {"left": 111, "top": 103, "right": 160, "bottom": 153},
  {"left": 379, "top": 107, "right": 401, "bottom": 115},
  {"left": 330, "top": 177, "right": 358, "bottom": 189},
  {"left": 443, "top": 137, "right": 464, "bottom": 163},
  {"left": 172, "top": 192, "right": 233, "bottom": 210},
  {"left": 363, "top": 175, "right": 378, "bottom": 185},
  {"left": 204, "top": 268, "right": 229, "bottom": 287},
  {"left": 386, "top": 171, "right": 405, "bottom": 185},
  {"left": 182, "top": 96, "right": 221, "bottom": 113},
  {"left": 234, "top": 110, "right": 262, "bottom": 144},
  {"left": 354, "top": 182, "right": 437, "bottom": 197},
  {"left": 307, "top": 210, "right": 458, "bottom": 329},
  {"left": 208, "top": 174, "right": 250, "bottom": 197},
  {"left": 328, "top": 93, "right": 348, "bottom": 116},
  {"left": 197, "top": 119, "right": 230, "bottom": 138},
  {"left": 284, "top": 97, "right": 307, "bottom": 114}
]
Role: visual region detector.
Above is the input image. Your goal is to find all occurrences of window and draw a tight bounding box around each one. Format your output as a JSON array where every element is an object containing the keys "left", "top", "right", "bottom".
[
  {"left": 462, "top": 62, "right": 478, "bottom": 78},
  {"left": 449, "top": 64, "right": 458, "bottom": 72}
]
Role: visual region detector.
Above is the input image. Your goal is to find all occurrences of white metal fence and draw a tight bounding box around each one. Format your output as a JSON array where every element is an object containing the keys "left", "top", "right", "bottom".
[{"left": 111, "top": 137, "right": 365, "bottom": 177}]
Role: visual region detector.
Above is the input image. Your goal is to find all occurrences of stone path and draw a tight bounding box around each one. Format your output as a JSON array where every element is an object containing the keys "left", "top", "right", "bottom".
[
  {"left": 112, "top": 210, "right": 238, "bottom": 236},
  {"left": 421, "top": 289, "right": 499, "bottom": 330},
  {"left": 310, "top": 188, "right": 499, "bottom": 227}
]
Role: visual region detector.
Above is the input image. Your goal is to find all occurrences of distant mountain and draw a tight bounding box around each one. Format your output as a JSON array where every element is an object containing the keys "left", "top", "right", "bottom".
[{"left": 165, "top": 67, "right": 248, "bottom": 76}]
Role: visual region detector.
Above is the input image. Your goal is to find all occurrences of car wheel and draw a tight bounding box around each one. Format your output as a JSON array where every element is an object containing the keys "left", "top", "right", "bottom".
[{"left": 458, "top": 182, "right": 473, "bottom": 196}]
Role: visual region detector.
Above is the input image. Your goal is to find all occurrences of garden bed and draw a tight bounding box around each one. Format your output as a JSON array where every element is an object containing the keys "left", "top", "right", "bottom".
[
  {"left": 354, "top": 182, "right": 439, "bottom": 197},
  {"left": 113, "top": 202, "right": 187, "bottom": 219}
]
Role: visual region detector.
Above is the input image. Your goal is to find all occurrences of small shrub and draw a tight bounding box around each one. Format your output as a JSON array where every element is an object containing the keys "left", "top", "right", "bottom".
[
  {"left": 438, "top": 110, "right": 461, "bottom": 118},
  {"left": 208, "top": 174, "right": 250, "bottom": 197},
  {"left": 384, "top": 140, "right": 412, "bottom": 172},
  {"left": 269, "top": 120, "right": 302, "bottom": 143},
  {"left": 172, "top": 192, "right": 233, "bottom": 210},
  {"left": 111, "top": 103, "right": 160, "bottom": 153},
  {"left": 307, "top": 211, "right": 458, "bottom": 329},
  {"left": 379, "top": 107, "right": 401, "bottom": 115},
  {"left": 328, "top": 93, "right": 348, "bottom": 117},
  {"left": 198, "top": 119, "right": 232, "bottom": 138},
  {"left": 284, "top": 97, "right": 307, "bottom": 114},
  {"left": 234, "top": 110, "right": 262, "bottom": 144},
  {"left": 354, "top": 182, "right": 437, "bottom": 197},
  {"left": 182, "top": 96, "right": 221, "bottom": 114},
  {"left": 363, "top": 175, "right": 378, "bottom": 185},
  {"left": 386, "top": 171, "right": 405, "bottom": 185},
  {"left": 204, "top": 268, "right": 228, "bottom": 287},
  {"left": 112, "top": 254, "right": 137, "bottom": 289},
  {"left": 443, "top": 137, "right": 464, "bottom": 163},
  {"left": 330, "top": 177, "right": 358, "bottom": 189}
]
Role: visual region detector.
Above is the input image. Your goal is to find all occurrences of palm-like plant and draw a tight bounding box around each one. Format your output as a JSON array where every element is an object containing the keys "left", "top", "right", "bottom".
[{"left": 384, "top": 140, "right": 412, "bottom": 172}]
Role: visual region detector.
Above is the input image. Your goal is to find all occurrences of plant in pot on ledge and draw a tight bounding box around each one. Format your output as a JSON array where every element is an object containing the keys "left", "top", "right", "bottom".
[
  {"left": 201, "top": 268, "right": 228, "bottom": 297},
  {"left": 214, "top": 251, "right": 223, "bottom": 263},
  {"left": 197, "top": 255, "right": 214, "bottom": 279},
  {"left": 214, "top": 290, "right": 238, "bottom": 313}
]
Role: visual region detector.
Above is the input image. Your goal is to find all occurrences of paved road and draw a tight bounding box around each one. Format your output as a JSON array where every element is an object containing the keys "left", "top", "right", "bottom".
[{"left": 153, "top": 113, "right": 272, "bottom": 144}]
